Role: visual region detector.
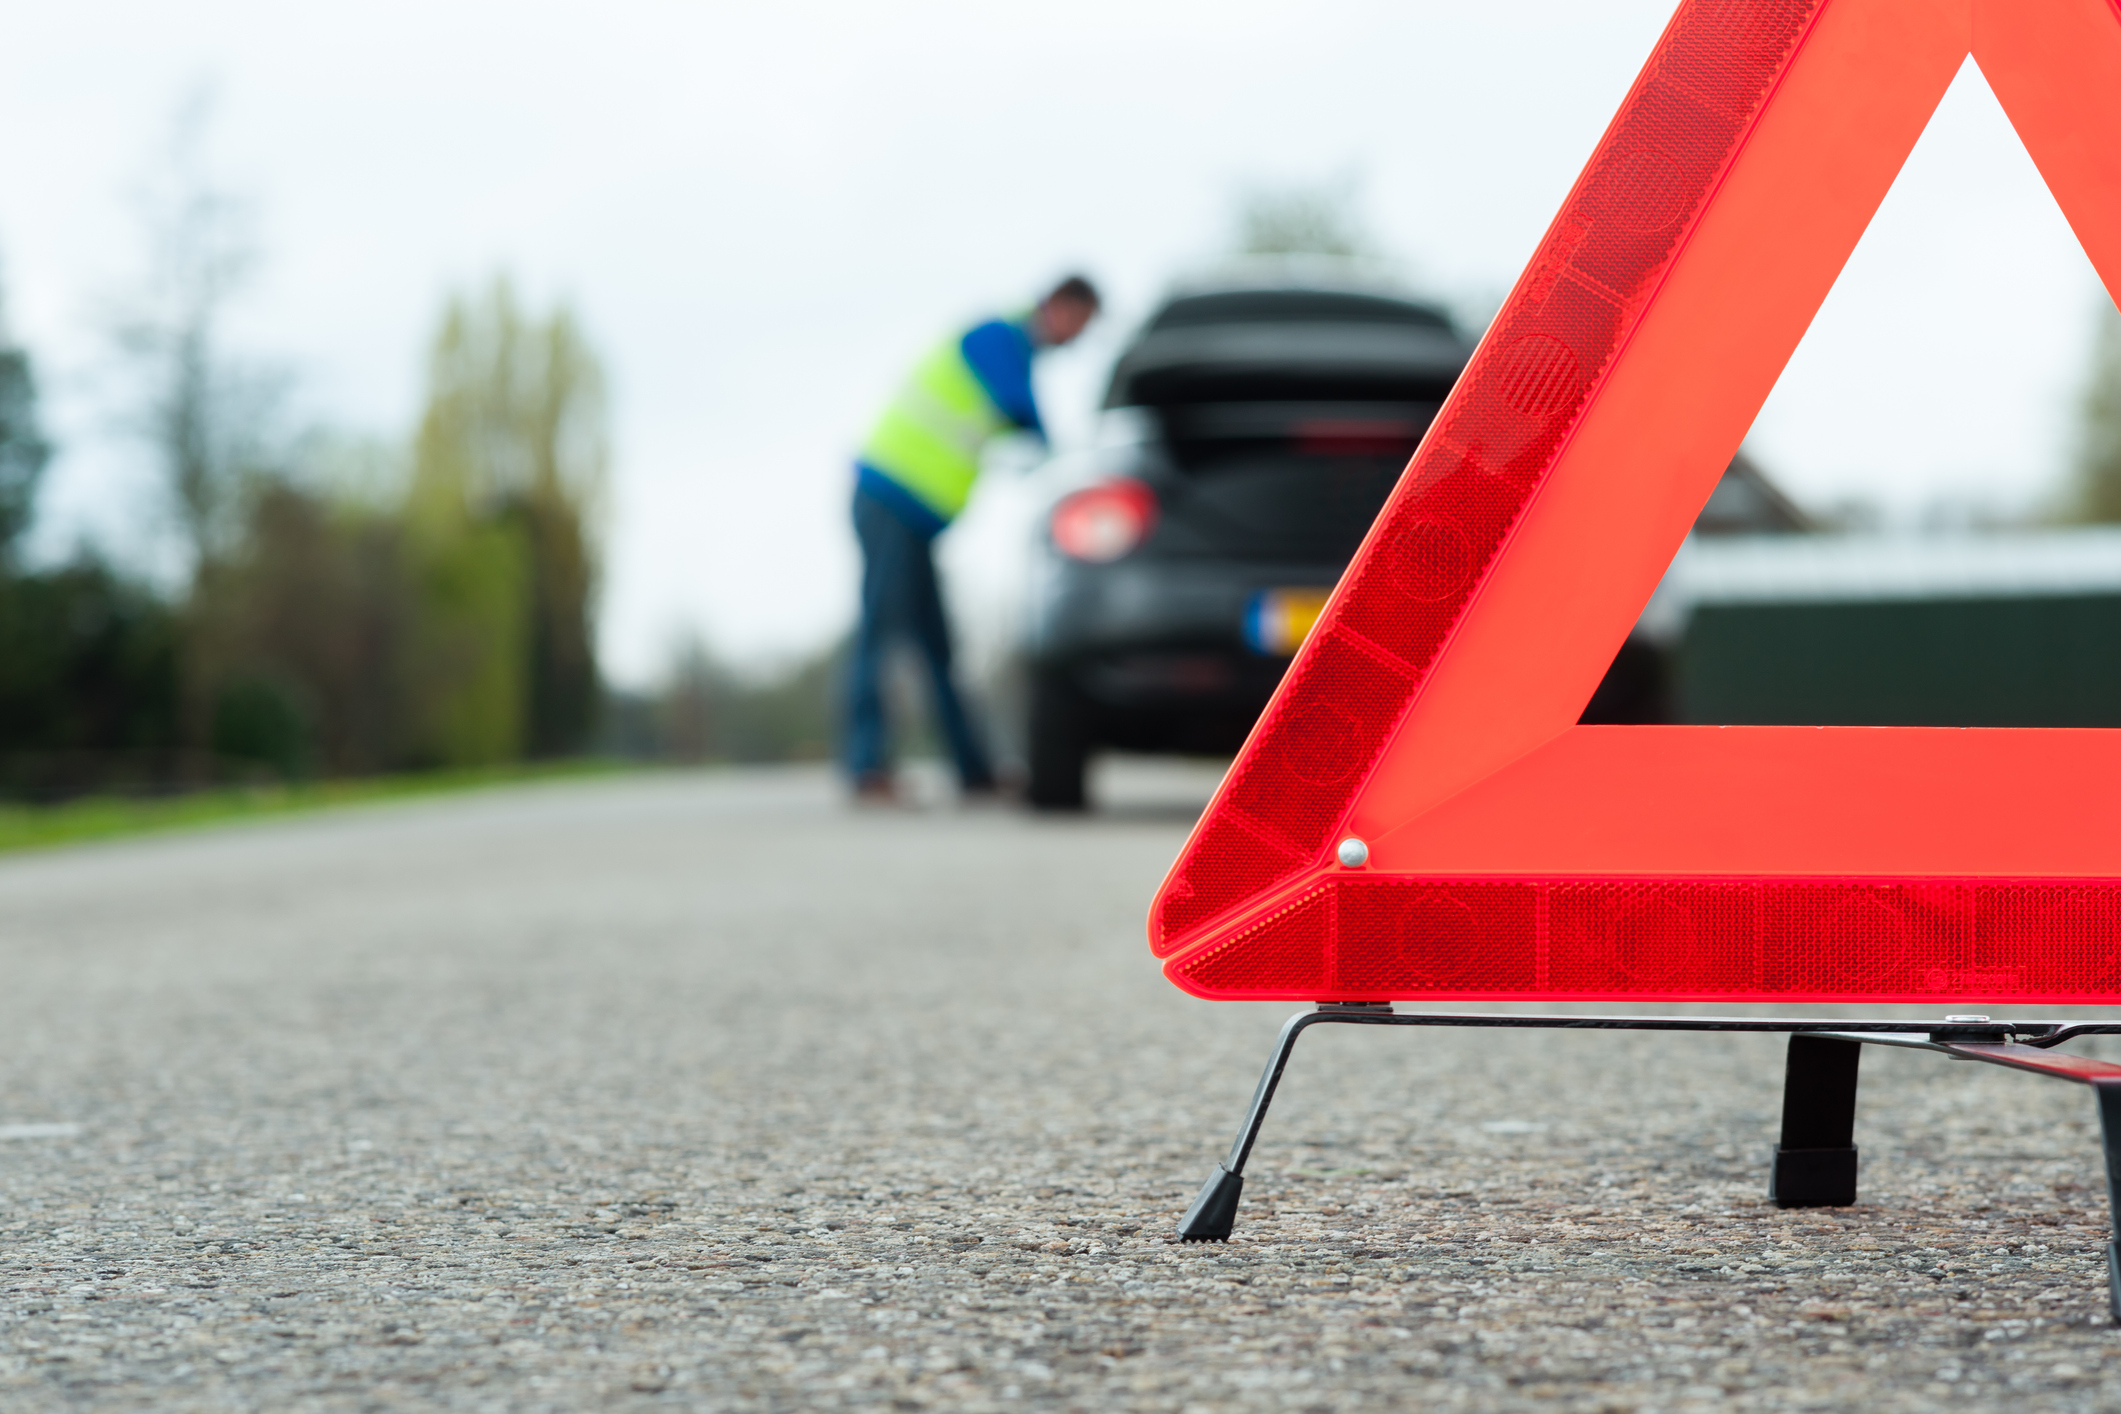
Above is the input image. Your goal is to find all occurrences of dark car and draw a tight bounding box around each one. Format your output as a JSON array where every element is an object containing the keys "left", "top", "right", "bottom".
[
  {"left": 1018, "top": 282, "right": 1472, "bottom": 808},
  {"left": 1014, "top": 282, "right": 1809, "bottom": 808}
]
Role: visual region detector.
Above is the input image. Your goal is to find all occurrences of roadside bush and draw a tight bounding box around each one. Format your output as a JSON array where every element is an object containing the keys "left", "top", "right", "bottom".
[
  {"left": 209, "top": 673, "right": 312, "bottom": 780},
  {"left": 0, "top": 559, "right": 182, "bottom": 797}
]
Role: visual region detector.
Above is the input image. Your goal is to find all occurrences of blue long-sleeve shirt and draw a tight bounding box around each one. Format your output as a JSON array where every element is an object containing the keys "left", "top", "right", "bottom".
[{"left": 958, "top": 317, "right": 1044, "bottom": 440}]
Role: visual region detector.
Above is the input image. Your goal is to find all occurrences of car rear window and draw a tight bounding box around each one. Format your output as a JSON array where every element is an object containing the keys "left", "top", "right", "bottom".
[{"left": 1148, "top": 290, "right": 1455, "bottom": 332}]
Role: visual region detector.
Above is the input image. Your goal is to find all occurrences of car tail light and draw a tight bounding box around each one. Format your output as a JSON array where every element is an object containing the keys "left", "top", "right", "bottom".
[{"left": 1050, "top": 479, "right": 1158, "bottom": 563}]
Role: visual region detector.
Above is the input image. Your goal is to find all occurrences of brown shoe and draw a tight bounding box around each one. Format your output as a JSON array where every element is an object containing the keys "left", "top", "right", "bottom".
[{"left": 851, "top": 772, "right": 900, "bottom": 806}]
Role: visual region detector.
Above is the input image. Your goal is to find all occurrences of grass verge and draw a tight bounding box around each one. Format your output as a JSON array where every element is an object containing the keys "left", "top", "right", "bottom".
[{"left": 0, "top": 759, "right": 630, "bottom": 857}]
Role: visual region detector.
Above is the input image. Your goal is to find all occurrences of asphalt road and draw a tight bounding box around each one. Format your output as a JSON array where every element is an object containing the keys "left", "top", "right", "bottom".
[{"left": 4, "top": 761, "right": 2121, "bottom": 1412}]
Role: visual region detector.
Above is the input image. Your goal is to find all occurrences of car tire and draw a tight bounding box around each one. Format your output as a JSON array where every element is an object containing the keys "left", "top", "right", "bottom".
[{"left": 1027, "top": 671, "right": 1091, "bottom": 811}]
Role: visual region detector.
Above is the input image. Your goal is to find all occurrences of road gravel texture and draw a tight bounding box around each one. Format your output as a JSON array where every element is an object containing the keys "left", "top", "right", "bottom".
[{"left": 3, "top": 763, "right": 2121, "bottom": 1412}]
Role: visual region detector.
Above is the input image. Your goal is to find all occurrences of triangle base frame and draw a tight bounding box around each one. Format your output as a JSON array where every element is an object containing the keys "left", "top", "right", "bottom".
[{"left": 1176, "top": 1007, "right": 2121, "bottom": 1320}]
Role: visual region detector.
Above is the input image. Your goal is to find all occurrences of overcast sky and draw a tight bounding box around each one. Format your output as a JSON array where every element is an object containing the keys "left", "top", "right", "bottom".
[{"left": 0, "top": 1, "right": 2109, "bottom": 685}]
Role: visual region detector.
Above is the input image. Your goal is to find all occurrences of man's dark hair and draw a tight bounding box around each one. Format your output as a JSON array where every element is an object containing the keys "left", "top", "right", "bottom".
[{"left": 1046, "top": 274, "right": 1101, "bottom": 309}]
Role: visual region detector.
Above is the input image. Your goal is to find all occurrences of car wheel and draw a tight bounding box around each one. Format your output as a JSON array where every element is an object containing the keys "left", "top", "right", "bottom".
[{"left": 1027, "top": 671, "right": 1091, "bottom": 811}]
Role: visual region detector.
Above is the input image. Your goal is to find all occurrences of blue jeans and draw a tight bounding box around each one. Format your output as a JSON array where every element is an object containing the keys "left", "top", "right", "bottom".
[{"left": 843, "top": 485, "right": 994, "bottom": 789}]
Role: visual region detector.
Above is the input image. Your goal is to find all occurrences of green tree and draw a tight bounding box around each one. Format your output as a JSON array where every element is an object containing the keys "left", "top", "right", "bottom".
[
  {"left": 0, "top": 558, "right": 182, "bottom": 796},
  {"left": 407, "top": 278, "right": 607, "bottom": 764},
  {"left": 0, "top": 294, "right": 53, "bottom": 565},
  {"left": 2072, "top": 302, "right": 2121, "bottom": 523},
  {"left": 0, "top": 274, "right": 181, "bottom": 796},
  {"left": 189, "top": 477, "right": 418, "bottom": 778}
]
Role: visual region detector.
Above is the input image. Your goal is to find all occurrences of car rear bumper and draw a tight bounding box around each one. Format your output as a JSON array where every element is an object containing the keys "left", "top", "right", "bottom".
[
  {"left": 1030, "top": 558, "right": 1340, "bottom": 659},
  {"left": 1027, "top": 556, "right": 1341, "bottom": 747}
]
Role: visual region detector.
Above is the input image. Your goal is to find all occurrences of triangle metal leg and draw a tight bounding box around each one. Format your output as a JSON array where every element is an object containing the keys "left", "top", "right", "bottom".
[
  {"left": 1176, "top": 1009, "right": 1330, "bottom": 1241},
  {"left": 2095, "top": 1083, "right": 2121, "bottom": 1322},
  {"left": 1769, "top": 1034, "right": 1862, "bottom": 1208}
]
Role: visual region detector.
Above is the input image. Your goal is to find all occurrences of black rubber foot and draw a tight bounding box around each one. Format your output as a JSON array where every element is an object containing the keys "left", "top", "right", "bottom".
[
  {"left": 1769, "top": 1144, "right": 1858, "bottom": 1208},
  {"left": 1177, "top": 1164, "right": 1244, "bottom": 1241},
  {"left": 2107, "top": 1242, "right": 2120, "bottom": 1321}
]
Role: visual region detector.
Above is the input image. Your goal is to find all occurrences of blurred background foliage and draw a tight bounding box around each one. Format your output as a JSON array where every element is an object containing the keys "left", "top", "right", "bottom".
[
  {"left": 4, "top": 122, "right": 2120, "bottom": 802},
  {"left": 601, "top": 635, "right": 842, "bottom": 766},
  {"left": 182, "top": 277, "right": 611, "bottom": 784},
  {"left": 2071, "top": 305, "right": 2121, "bottom": 524},
  {"left": 1234, "top": 179, "right": 1375, "bottom": 260},
  {"left": 0, "top": 147, "right": 832, "bottom": 801}
]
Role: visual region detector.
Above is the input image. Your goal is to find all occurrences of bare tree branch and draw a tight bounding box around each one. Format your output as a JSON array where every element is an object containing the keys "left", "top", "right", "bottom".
[{"left": 107, "top": 84, "right": 287, "bottom": 578}]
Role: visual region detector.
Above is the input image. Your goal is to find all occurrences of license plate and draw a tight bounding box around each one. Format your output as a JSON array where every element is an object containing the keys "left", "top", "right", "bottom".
[{"left": 1243, "top": 588, "right": 1331, "bottom": 656}]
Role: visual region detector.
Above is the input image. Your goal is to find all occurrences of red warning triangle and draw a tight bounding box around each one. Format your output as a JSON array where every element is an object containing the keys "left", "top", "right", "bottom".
[{"left": 1152, "top": 0, "right": 2121, "bottom": 1005}]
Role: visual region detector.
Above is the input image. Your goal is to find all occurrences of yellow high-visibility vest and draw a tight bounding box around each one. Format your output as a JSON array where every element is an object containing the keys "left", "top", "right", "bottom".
[{"left": 859, "top": 336, "right": 1015, "bottom": 522}]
